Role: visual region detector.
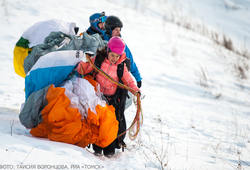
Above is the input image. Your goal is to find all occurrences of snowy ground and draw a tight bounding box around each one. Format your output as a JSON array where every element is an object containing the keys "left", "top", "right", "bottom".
[{"left": 1, "top": 0, "right": 250, "bottom": 169}]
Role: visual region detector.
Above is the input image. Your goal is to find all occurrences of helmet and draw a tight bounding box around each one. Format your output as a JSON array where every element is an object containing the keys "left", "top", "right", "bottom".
[
  {"left": 89, "top": 12, "right": 107, "bottom": 34},
  {"left": 107, "top": 36, "right": 125, "bottom": 55},
  {"left": 104, "top": 16, "right": 123, "bottom": 36}
]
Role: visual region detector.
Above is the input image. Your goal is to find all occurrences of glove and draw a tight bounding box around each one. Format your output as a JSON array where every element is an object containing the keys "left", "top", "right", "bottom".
[
  {"left": 77, "top": 61, "right": 84, "bottom": 75},
  {"left": 77, "top": 61, "right": 89, "bottom": 75},
  {"left": 134, "top": 91, "right": 145, "bottom": 105},
  {"left": 137, "top": 81, "right": 142, "bottom": 88},
  {"left": 85, "top": 51, "right": 94, "bottom": 57}
]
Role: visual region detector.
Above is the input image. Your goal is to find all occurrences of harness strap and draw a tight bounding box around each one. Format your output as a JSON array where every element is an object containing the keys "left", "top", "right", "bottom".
[{"left": 117, "top": 61, "right": 124, "bottom": 80}]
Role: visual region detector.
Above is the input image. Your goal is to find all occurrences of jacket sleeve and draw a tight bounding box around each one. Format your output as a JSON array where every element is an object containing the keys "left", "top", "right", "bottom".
[
  {"left": 122, "top": 65, "right": 140, "bottom": 92},
  {"left": 124, "top": 44, "right": 142, "bottom": 82},
  {"left": 77, "top": 57, "right": 95, "bottom": 75}
]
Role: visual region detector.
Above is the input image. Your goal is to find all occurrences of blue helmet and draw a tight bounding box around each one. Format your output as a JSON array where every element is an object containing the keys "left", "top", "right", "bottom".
[{"left": 89, "top": 12, "right": 107, "bottom": 34}]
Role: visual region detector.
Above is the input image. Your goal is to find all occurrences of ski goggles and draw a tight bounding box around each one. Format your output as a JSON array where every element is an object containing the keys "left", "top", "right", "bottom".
[
  {"left": 90, "top": 16, "right": 107, "bottom": 23},
  {"left": 99, "top": 16, "right": 107, "bottom": 22}
]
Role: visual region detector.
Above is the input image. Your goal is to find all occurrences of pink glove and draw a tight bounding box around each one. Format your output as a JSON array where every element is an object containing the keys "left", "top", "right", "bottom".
[
  {"left": 77, "top": 60, "right": 93, "bottom": 75},
  {"left": 77, "top": 61, "right": 86, "bottom": 75}
]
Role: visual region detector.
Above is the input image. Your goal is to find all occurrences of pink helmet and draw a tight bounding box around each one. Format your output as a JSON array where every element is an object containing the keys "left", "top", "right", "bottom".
[{"left": 107, "top": 36, "right": 125, "bottom": 55}]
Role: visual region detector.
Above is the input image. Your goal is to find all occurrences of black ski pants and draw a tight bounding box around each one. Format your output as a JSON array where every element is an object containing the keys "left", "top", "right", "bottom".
[{"left": 93, "top": 90, "right": 127, "bottom": 156}]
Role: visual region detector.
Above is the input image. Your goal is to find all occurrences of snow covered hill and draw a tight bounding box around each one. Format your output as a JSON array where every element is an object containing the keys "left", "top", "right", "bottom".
[{"left": 1, "top": 0, "right": 250, "bottom": 169}]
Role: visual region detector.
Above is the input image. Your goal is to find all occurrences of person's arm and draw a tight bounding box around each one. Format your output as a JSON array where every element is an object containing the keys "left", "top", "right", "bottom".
[
  {"left": 124, "top": 44, "right": 142, "bottom": 83},
  {"left": 77, "top": 56, "right": 95, "bottom": 75},
  {"left": 121, "top": 66, "right": 140, "bottom": 92},
  {"left": 103, "top": 34, "right": 111, "bottom": 41}
]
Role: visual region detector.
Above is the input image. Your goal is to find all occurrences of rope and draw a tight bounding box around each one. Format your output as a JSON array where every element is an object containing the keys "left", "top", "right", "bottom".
[{"left": 85, "top": 54, "right": 143, "bottom": 141}]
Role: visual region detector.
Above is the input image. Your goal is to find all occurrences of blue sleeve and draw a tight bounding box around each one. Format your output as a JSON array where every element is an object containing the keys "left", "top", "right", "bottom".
[
  {"left": 124, "top": 44, "right": 142, "bottom": 82},
  {"left": 103, "top": 34, "right": 111, "bottom": 41}
]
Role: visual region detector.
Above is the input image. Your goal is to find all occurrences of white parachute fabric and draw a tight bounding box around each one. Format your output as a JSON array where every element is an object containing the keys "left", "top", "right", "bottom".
[
  {"left": 22, "top": 19, "right": 77, "bottom": 48},
  {"left": 60, "top": 76, "right": 106, "bottom": 118},
  {"left": 25, "top": 50, "right": 84, "bottom": 99}
]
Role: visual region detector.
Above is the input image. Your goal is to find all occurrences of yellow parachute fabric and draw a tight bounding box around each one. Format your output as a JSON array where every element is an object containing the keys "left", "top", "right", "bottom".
[
  {"left": 13, "top": 19, "right": 78, "bottom": 78},
  {"left": 13, "top": 37, "right": 32, "bottom": 78}
]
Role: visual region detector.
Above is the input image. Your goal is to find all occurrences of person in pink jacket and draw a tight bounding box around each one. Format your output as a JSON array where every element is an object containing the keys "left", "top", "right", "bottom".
[{"left": 77, "top": 36, "right": 140, "bottom": 157}]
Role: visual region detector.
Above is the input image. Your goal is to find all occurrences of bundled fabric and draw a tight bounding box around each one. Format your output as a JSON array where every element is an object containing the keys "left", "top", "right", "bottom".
[
  {"left": 17, "top": 20, "right": 117, "bottom": 149},
  {"left": 25, "top": 50, "right": 84, "bottom": 100},
  {"left": 20, "top": 77, "right": 118, "bottom": 148},
  {"left": 24, "top": 31, "right": 107, "bottom": 100},
  {"left": 13, "top": 19, "right": 77, "bottom": 78},
  {"left": 24, "top": 31, "right": 107, "bottom": 75},
  {"left": 19, "top": 85, "right": 50, "bottom": 128}
]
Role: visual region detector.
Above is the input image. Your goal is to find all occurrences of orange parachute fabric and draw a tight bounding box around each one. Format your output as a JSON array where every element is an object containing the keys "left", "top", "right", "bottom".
[
  {"left": 30, "top": 84, "right": 118, "bottom": 148},
  {"left": 84, "top": 75, "right": 99, "bottom": 91}
]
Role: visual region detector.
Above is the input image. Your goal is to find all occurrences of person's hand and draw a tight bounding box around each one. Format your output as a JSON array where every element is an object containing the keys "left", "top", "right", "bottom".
[
  {"left": 134, "top": 91, "right": 145, "bottom": 105},
  {"left": 85, "top": 51, "right": 94, "bottom": 57},
  {"left": 137, "top": 81, "right": 142, "bottom": 88},
  {"left": 139, "top": 92, "right": 145, "bottom": 100},
  {"left": 77, "top": 61, "right": 84, "bottom": 75}
]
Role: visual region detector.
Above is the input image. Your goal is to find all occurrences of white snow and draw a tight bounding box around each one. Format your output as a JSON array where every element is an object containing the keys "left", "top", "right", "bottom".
[{"left": 1, "top": 0, "right": 250, "bottom": 169}]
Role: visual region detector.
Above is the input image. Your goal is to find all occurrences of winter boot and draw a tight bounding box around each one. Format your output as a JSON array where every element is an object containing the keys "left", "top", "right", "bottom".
[
  {"left": 92, "top": 144, "right": 103, "bottom": 156},
  {"left": 103, "top": 141, "right": 116, "bottom": 157}
]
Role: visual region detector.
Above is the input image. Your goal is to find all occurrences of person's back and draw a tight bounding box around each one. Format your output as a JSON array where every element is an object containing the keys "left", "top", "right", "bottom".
[{"left": 104, "top": 15, "right": 142, "bottom": 87}]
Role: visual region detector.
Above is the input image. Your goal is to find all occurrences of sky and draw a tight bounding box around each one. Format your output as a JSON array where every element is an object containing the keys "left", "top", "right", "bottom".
[{"left": 1, "top": 0, "right": 250, "bottom": 169}]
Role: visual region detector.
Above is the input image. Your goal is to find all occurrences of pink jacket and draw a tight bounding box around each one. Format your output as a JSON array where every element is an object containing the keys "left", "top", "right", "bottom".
[{"left": 77, "top": 53, "right": 140, "bottom": 96}]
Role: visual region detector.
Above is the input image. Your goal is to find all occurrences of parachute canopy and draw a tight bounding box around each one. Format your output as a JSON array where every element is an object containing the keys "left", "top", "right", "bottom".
[
  {"left": 13, "top": 19, "right": 78, "bottom": 78},
  {"left": 18, "top": 19, "right": 117, "bottom": 148}
]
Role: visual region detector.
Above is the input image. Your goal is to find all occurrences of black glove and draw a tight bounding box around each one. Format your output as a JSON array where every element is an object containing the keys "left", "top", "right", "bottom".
[
  {"left": 137, "top": 81, "right": 142, "bottom": 88},
  {"left": 74, "top": 27, "right": 79, "bottom": 34}
]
